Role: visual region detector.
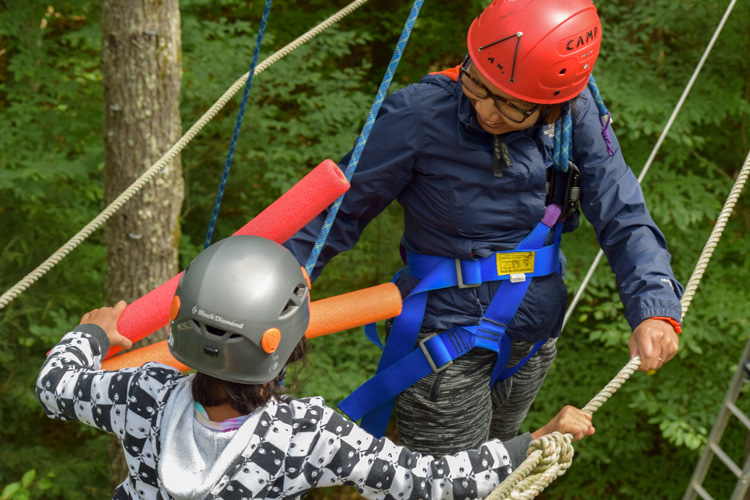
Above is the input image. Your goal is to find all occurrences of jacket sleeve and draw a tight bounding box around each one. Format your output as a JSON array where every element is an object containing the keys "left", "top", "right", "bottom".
[
  {"left": 36, "top": 324, "right": 181, "bottom": 438},
  {"left": 304, "top": 405, "right": 518, "bottom": 500},
  {"left": 283, "top": 88, "right": 419, "bottom": 281},
  {"left": 573, "top": 88, "right": 684, "bottom": 330}
]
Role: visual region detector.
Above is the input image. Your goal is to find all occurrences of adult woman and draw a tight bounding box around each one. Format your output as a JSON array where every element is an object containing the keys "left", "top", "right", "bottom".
[{"left": 284, "top": 0, "right": 682, "bottom": 456}]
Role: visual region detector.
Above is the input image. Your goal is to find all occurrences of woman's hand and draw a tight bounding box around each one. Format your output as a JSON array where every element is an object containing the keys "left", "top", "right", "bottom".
[
  {"left": 629, "top": 318, "right": 679, "bottom": 371},
  {"left": 79, "top": 300, "right": 133, "bottom": 350},
  {"left": 531, "top": 405, "right": 595, "bottom": 442}
]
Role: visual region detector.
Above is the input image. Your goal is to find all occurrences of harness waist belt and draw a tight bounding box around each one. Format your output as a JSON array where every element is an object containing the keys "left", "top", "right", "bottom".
[{"left": 406, "top": 243, "right": 560, "bottom": 286}]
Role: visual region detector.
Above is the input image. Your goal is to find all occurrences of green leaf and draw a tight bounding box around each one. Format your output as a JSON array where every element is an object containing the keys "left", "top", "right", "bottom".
[
  {"left": 36, "top": 479, "right": 52, "bottom": 491},
  {"left": 1, "top": 482, "right": 21, "bottom": 499},
  {"left": 19, "top": 470, "right": 34, "bottom": 489}
]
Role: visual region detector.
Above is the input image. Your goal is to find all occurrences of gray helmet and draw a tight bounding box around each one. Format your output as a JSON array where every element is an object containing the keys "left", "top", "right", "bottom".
[{"left": 168, "top": 235, "right": 310, "bottom": 384}]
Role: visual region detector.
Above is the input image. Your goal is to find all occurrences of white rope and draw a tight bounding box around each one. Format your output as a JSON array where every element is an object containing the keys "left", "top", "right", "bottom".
[
  {"left": 489, "top": 139, "right": 749, "bottom": 499},
  {"left": 561, "top": 0, "right": 739, "bottom": 330},
  {"left": 491, "top": 147, "right": 750, "bottom": 499},
  {"left": 0, "top": 0, "right": 369, "bottom": 309},
  {"left": 487, "top": 356, "right": 641, "bottom": 500},
  {"left": 679, "top": 148, "right": 750, "bottom": 316}
]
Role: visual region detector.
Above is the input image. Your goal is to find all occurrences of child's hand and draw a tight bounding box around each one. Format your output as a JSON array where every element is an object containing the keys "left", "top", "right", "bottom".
[
  {"left": 79, "top": 300, "right": 133, "bottom": 350},
  {"left": 532, "top": 405, "right": 595, "bottom": 442}
]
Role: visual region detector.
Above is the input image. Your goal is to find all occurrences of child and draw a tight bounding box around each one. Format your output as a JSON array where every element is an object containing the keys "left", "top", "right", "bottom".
[{"left": 37, "top": 235, "right": 594, "bottom": 499}]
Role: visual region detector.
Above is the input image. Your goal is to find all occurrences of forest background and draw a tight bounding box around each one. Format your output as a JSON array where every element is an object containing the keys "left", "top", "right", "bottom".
[{"left": 2, "top": 0, "right": 750, "bottom": 498}]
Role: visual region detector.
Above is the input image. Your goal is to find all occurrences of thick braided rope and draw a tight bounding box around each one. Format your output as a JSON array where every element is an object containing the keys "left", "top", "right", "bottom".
[
  {"left": 488, "top": 151, "right": 749, "bottom": 498},
  {"left": 486, "top": 433, "right": 575, "bottom": 500},
  {"left": 488, "top": 148, "right": 750, "bottom": 499},
  {"left": 561, "top": 0, "right": 739, "bottom": 330},
  {"left": 679, "top": 146, "right": 750, "bottom": 317},
  {"left": 0, "top": 0, "right": 369, "bottom": 310},
  {"left": 304, "top": 0, "right": 424, "bottom": 275},
  {"left": 487, "top": 148, "right": 749, "bottom": 499},
  {"left": 203, "top": 0, "right": 273, "bottom": 249},
  {"left": 486, "top": 356, "right": 641, "bottom": 500}
]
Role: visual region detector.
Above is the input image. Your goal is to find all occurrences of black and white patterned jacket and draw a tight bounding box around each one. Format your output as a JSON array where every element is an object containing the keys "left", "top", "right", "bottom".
[{"left": 37, "top": 325, "right": 522, "bottom": 500}]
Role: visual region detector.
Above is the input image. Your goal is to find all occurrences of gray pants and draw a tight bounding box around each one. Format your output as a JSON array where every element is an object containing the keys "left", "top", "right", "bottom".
[{"left": 394, "top": 334, "right": 558, "bottom": 457}]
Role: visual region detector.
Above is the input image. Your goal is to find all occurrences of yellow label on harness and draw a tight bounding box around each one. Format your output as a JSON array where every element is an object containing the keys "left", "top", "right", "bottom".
[{"left": 496, "top": 252, "right": 535, "bottom": 276}]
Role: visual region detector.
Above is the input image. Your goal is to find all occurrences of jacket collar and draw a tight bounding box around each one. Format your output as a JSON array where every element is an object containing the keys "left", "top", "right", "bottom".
[{"left": 456, "top": 87, "right": 545, "bottom": 151}]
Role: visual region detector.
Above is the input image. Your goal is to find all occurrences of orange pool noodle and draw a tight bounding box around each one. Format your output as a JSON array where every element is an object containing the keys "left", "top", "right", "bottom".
[
  {"left": 306, "top": 283, "right": 402, "bottom": 339},
  {"left": 102, "top": 283, "right": 402, "bottom": 372},
  {"left": 106, "top": 159, "right": 348, "bottom": 360},
  {"left": 103, "top": 341, "right": 192, "bottom": 372}
]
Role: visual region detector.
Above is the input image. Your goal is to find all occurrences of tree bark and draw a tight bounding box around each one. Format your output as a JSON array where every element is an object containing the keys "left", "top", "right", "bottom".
[{"left": 101, "top": 0, "right": 183, "bottom": 489}]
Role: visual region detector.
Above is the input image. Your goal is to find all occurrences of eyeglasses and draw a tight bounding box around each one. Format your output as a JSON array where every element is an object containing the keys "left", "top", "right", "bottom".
[{"left": 459, "top": 57, "right": 541, "bottom": 124}]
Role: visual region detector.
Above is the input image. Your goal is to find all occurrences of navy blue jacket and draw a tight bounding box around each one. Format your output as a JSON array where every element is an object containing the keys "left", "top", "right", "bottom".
[{"left": 284, "top": 72, "right": 683, "bottom": 343}]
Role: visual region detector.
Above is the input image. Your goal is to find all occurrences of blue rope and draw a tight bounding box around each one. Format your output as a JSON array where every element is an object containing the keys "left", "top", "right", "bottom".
[
  {"left": 587, "top": 74, "right": 615, "bottom": 157},
  {"left": 304, "top": 0, "right": 425, "bottom": 275},
  {"left": 586, "top": 74, "right": 609, "bottom": 117},
  {"left": 552, "top": 74, "right": 614, "bottom": 172},
  {"left": 553, "top": 109, "right": 573, "bottom": 172},
  {"left": 203, "top": 0, "right": 273, "bottom": 249}
]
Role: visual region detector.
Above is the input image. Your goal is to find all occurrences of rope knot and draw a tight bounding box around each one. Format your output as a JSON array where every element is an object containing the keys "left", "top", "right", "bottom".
[{"left": 528, "top": 432, "right": 574, "bottom": 473}]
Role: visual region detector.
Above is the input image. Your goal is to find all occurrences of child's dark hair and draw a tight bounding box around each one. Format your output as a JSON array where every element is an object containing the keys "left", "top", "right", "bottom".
[{"left": 192, "top": 336, "right": 310, "bottom": 414}]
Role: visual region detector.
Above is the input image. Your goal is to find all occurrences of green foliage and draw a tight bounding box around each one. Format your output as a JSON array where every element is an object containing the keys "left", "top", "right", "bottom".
[
  {"left": 0, "top": 1, "right": 110, "bottom": 495},
  {"left": 2, "top": 0, "right": 750, "bottom": 498},
  {"left": 178, "top": 0, "right": 375, "bottom": 264},
  {"left": 1, "top": 469, "right": 54, "bottom": 500},
  {"left": 289, "top": 327, "right": 383, "bottom": 405}
]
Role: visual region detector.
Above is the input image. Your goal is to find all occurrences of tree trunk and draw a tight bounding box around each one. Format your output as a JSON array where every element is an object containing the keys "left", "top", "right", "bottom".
[{"left": 101, "top": 0, "right": 183, "bottom": 489}]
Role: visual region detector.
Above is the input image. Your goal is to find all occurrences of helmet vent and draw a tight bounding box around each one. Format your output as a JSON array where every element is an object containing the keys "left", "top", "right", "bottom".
[
  {"left": 280, "top": 283, "right": 307, "bottom": 318},
  {"left": 204, "top": 323, "right": 227, "bottom": 339},
  {"left": 559, "top": 68, "right": 567, "bottom": 75},
  {"left": 280, "top": 299, "right": 296, "bottom": 318}
]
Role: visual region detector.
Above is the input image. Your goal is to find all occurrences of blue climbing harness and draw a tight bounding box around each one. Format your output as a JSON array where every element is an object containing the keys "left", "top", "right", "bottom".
[{"left": 338, "top": 204, "right": 564, "bottom": 437}]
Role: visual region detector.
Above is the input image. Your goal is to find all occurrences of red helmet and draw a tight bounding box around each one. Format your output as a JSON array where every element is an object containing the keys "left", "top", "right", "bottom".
[{"left": 467, "top": 0, "right": 602, "bottom": 104}]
